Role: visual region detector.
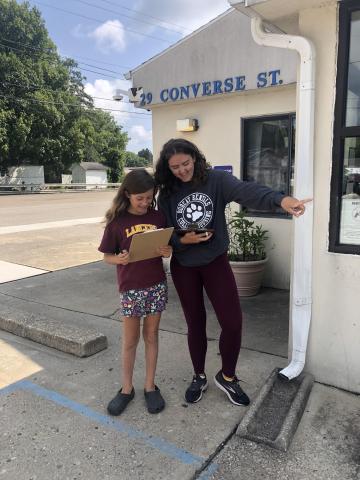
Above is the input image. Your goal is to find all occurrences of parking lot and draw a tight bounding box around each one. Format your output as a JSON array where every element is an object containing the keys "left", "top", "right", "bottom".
[{"left": 0, "top": 192, "right": 359, "bottom": 480}]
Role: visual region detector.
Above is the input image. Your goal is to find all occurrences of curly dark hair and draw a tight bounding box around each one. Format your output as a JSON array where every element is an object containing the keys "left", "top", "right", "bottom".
[{"left": 154, "top": 138, "right": 210, "bottom": 197}]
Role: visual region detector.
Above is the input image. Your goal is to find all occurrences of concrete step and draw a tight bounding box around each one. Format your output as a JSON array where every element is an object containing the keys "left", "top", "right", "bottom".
[
  {"left": 236, "top": 367, "right": 314, "bottom": 451},
  {"left": 0, "top": 310, "right": 108, "bottom": 357}
]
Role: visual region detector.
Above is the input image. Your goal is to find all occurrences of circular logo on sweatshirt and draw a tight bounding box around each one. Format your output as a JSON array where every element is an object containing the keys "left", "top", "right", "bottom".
[{"left": 176, "top": 193, "right": 213, "bottom": 228}]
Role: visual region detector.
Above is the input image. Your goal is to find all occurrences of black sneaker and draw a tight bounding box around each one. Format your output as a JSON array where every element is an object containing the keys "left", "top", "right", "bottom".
[
  {"left": 214, "top": 371, "right": 250, "bottom": 406},
  {"left": 107, "top": 388, "right": 135, "bottom": 416},
  {"left": 185, "top": 374, "right": 208, "bottom": 403}
]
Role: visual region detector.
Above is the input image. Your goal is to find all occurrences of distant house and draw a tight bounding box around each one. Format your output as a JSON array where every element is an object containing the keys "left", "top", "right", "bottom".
[
  {"left": 71, "top": 162, "right": 108, "bottom": 185},
  {"left": 0, "top": 166, "right": 44, "bottom": 192}
]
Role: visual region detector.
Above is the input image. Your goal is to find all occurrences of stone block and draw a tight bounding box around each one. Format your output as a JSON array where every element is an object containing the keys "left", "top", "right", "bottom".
[
  {"left": 236, "top": 367, "right": 314, "bottom": 451},
  {"left": 0, "top": 313, "right": 108, "bottom": 357}
]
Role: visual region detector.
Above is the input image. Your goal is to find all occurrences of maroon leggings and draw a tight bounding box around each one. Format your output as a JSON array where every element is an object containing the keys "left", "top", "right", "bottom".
[{"left": 170, "top": 253, "right": 242, "bottom": 378}]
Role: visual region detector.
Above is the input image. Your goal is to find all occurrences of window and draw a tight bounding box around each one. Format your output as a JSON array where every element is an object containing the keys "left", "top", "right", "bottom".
[
  {"left": 330, "top": 0, "right": 360, "bottom": 253},
  {"left": 242, "top": 114, "right": 295, "bottom": 217}
]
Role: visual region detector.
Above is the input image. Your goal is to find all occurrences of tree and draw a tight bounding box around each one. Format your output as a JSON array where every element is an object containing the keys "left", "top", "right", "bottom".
[
  {"left": 84, "top": 109, "right": 127, "bottom": 182},
  {"left": 124, "top": 151, "right": 149, "bottom": 168},
  {"left": 0, "top": 0, "right": 128, "bottom": 182},
  {"left": 138, "top": 148, "right": 153, "bottom": 165}
]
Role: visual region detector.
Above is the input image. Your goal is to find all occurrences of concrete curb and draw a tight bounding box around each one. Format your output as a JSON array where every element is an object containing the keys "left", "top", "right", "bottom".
[
  {"left": 0, "top": 313, "right": 108, "bottom": 357},
  {"left": 236, "top": 367, "right": 314, "bottom": 451}
]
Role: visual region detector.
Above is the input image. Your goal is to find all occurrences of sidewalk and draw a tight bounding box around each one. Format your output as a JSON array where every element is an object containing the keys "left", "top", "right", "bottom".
[{"left": 0, "top": 262, "right": 359, "bottom": 479}]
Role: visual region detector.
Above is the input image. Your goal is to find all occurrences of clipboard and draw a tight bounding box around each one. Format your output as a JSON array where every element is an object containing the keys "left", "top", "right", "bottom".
[{"left": 128, "top": 227, "right": 174, "bottom": 263}]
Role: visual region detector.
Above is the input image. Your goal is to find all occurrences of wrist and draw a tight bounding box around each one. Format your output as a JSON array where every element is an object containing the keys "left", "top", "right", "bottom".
[{"left": 278, "top": 194, "right": 287, "bottom": 208}]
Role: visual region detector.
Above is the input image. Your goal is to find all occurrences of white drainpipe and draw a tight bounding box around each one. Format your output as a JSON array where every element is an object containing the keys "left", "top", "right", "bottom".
[{"left": 234, "top": 11, "right": 316, "bottom": 380}]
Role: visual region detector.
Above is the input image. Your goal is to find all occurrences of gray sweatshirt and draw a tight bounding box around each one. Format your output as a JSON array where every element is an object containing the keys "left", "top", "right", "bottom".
[{"left": 158, "top": 169, "right": 285, "bottom": 267}]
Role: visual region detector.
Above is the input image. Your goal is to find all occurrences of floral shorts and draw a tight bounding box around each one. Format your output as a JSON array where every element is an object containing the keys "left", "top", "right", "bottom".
[{"left": 120, "top": 281, "right": 168, "bottom": 317}]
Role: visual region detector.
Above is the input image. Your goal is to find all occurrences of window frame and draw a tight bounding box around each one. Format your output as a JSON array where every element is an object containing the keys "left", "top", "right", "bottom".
[
  {"left": 241, "top": 112, "right": 296, "bottom": 219},
  {"left": 329, "top": 0, "right": 360, "bottom": 254}
]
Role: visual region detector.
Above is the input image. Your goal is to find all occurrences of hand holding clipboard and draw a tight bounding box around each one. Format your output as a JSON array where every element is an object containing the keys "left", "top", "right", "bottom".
[{"left": 128, "top": 227, "right": 174, "bottom": 263}]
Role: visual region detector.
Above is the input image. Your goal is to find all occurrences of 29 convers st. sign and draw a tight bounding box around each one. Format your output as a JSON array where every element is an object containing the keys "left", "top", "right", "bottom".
[{"left": 139, "top": 69, "right": 283, "bottom": 106}]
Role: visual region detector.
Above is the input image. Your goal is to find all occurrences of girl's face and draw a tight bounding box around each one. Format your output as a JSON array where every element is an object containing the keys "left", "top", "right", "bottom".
[
  {"left": 168, "top": 153, "right": 195, "bottom": 183},
  {"left": 127, "top": 188, "right": 154, "bottom": 215}
]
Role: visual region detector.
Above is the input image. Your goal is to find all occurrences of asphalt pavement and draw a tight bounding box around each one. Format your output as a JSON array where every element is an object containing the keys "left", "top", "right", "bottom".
[{"left": 0, "top": 192, "right": 359, "bottom": 479}]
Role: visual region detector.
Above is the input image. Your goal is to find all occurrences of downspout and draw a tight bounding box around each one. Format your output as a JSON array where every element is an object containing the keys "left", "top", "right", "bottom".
[
  {"left": 253, "top": 16, "right": 315, "bottom": 380},
  {"left": 234, "top": 11, "right": 316, "bottom": 380}
]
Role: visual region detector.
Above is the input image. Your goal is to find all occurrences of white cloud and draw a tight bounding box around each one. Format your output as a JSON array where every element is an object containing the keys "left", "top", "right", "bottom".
[
  {"left": 89, "top": 20, "right": 126, "bottom": 53},
  {"left": 85, "top": 78, "right": 133, "bottom": 121},
  {"left": 84, "top": 78, "right": 139, "bottom": 127},
  {"left": 127, "top": 124, "right": 152, "bottom": 152},
  {"left": 84, "top": 79, "right": 152, "bottom": 153}
]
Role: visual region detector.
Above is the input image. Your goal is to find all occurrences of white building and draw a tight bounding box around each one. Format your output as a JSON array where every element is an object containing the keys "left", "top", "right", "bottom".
[
  {"left": 0, "top": 166, "right": 44, "bottom": 191},
  {"left": 71, "top": 162, "right": 108, "bottom": 185},
  {"left": 126, "top": 0, "right": 360, "bottom": 394}
]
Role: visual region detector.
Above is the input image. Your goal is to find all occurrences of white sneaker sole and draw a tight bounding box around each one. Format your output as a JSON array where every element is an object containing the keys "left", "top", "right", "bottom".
[
  {"left": 185, "top": 381, "right": 208, "bottom": 403},
  {"left": 214, "top": 376, "right": 248, "bottom": 406}
]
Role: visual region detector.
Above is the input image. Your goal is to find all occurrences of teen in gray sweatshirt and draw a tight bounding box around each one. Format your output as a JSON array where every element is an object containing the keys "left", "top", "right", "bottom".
[{"left": 155, "top": 138, "right": 309, "bottom": 406}]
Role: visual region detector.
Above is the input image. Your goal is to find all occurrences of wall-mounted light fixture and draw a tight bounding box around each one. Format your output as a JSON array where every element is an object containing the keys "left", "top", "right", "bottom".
[{"left": 176, "top": 118, "right": 199, "bottom": 132}]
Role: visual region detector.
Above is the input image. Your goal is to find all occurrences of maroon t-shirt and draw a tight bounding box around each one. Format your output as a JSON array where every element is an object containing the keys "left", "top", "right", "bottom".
[{"left": 98, "top": 209, "right": 167, "bottom": 292}]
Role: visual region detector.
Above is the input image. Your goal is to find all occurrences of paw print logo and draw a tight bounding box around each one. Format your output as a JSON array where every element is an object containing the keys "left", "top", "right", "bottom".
[
  {"left": 176, "top": 193, "right": 213, "bottom": 228},
  {"left": 186, "top": 203, "right": 204, "bottom": 222}
]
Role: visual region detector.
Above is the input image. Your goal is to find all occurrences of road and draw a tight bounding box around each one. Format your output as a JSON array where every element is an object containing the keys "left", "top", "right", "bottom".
[
  {"left": 0, "top": 191, "right": 116, "bottom": 281},
  {"left": 0, "top": 191, "right": 115, "bottom": 226}
]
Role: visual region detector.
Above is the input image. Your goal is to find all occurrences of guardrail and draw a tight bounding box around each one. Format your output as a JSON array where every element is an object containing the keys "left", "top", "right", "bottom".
[{"left": 0, "top": 183, "right": 121, "bottom": 195}]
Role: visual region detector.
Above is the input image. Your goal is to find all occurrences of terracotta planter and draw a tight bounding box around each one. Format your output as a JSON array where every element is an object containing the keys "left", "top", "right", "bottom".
[{"left": 229, "top": 257, "right": 268, "bottom": 297}]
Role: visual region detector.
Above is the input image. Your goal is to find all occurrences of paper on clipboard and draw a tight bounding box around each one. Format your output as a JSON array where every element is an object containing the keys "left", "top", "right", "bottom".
[{"left": 128, "top": 227, "right": 174, "bottom": 263}]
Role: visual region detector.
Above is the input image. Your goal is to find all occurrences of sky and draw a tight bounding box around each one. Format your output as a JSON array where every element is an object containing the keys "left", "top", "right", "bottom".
[{"left": 23, "top": 0, "right": 231, "bottom": 153}]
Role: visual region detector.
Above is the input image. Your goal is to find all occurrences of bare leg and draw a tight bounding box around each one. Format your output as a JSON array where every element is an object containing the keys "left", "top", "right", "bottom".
[
  {"left": 143, "top": 313, "right": 161, "bottom": 391},
  {"left": 121, "top": 316, "right": 140, "bottom": 393}
]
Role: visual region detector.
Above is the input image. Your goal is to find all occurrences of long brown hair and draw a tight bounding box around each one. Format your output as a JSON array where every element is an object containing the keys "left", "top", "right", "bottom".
[
  {"left": 155, "top": 138, "right": 210, "bottom": 197},
  {"left": 104, "top": 169, "right": 156, "bottom": 225}
]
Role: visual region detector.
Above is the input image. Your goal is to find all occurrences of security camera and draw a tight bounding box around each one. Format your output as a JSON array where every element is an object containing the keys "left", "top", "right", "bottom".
[
  {"left": 113, "top": 89, "right": 124, "bottom": 101},
  {"left": 113, "top": 87, "right": 143, "bottom": 103},
  {"left": 127, "top": 87, "right": 143, "bottom": 103}
]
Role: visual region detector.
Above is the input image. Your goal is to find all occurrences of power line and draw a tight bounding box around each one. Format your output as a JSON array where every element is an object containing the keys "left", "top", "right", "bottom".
[
  {"left": 71, "top": 0, "right": 184, "bottom": 36},
  {"left": 65, "top": 54, "right": 130, "bottom": 69},
  {"left": 0, "top": 92, "right": 152, "bottom": 116},
  {"left": 0, "top": 41, "right": 124, "bottom": 78},
  {"left": 0, "top": 44, "right": 121, "bottom": 80},
  {"left": 0, "top": 36, "right": 131, "bottom": 70},
  {"left": 1, "top": 79, "right": 135, "bottom": 105},
  {"left": 73, "top": 61, "right": 122, "bottom": 75},
  {"left": 76, "top": 67, "right": 118, "bottom": 78},
  {"left": 32, "top": 1, "right": 171, "bottom": 44},
  {"left": 98, "top": 0, "right": 192, "bottom": 33}
]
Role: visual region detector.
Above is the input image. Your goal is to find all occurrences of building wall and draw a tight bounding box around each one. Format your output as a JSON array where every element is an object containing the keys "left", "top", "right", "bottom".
[
  {"left": 299, "top": 4, "right": 360, "bottom": 393},
  {"left": 71, "top": 165, "right": 86, "bottom": 184},
  {"left": 131, "top": 9, "right": 298, "bottom": 106},
  {"left": 4, "top": 166, "right": 44, "bottom": 186},
  {"left": 61, "top": 174, "right": 72, "bottom": 184},
  {"left": 85, "top": 170, "right": 107, "bottom": 184},
  {"left": 152, "top": 85, "right": 296, "bottom": 289}
]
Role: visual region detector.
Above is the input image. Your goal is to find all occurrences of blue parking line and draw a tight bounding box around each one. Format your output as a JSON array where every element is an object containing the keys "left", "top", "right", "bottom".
[
  {"left": 0, "top": 380, "right": 210, "bottom": 468},
  {"left": 0, "top": 380, "right": 24, "bottom": 396}
]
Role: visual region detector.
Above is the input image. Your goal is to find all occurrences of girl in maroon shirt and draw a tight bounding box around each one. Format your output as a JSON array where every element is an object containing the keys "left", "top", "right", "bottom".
[{"left": 99, "top": 169, "right": 172, "bottom": 415}]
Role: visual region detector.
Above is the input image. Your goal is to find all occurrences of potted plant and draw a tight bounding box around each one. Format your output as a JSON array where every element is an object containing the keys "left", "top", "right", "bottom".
[{"left": 227, "top": 210, "right": 269, "bottom": 297}]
